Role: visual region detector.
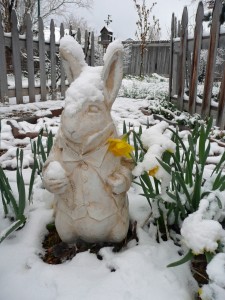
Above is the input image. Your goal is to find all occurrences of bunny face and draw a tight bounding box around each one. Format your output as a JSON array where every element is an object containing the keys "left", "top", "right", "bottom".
[{"left": 61, "top": 99, "right": 113, "bottom": 143}]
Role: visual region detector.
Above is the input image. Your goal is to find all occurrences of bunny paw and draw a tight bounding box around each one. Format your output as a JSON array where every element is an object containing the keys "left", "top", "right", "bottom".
[
  {"left": 43, "top": 161, "right": 69, "bottom": 194},
  {"left": 107, "top": 172, "right": 127, "bottom": 195}
]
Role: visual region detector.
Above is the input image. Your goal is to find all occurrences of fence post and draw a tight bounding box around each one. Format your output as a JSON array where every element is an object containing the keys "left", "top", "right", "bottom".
[
  {"left": 84, "top": 30, "right": 89, "bottom": 63},
  {"left": 177, "top": 6, "right": 188, "bottom": 110},
  {"left": 50, "top": 19, "right": 56, "bottom": 99},
  {"left": 169, "top": 13, "right": 175, "bottom": 101},
  {"left": 11, "top": 10, "right": 23, "bottom": 104},
  {"left": 189, "top": 1, "right": 204, "bottom": 114},
  {"left": 77, "top": 28, "right": 81, "bottom": 44},
  {"left": 26, "top": 14, "right": 35, "bottom": 103},
  {"left": 201, "top": 0, "right": 222, "bottom": 118},
  {"left": 0, "top": 13, "right": 8, "bottom": 103},
  {"left": 60, "top": 23, "right": 66, "bottom": 98},
  {"left": 90, "top": 31, "right": 95, "bottom": 66},
  {"left": 216, "top": 62, "right": 225, "bottom": 127},
  {"left": 38, "top": 17, "right": 47, "bottom": 101}
]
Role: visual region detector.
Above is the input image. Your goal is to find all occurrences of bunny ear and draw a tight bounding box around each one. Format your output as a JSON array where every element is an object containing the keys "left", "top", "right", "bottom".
[
  {"left": 59, "top": 35, "right": 87, "bottom": 84},
  {"left": 102, "top": 40, "right": 124, "bottom": 108}
]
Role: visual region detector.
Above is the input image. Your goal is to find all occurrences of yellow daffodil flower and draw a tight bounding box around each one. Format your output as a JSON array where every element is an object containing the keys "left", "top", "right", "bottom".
[
  {"left": 198, "top": 288, "right": 203, "bottom": 298},
  {"left": 107, "top": 138, "right": 134, "bottom": 158},
  {"left": 148, "top": 166, "right": 159, "bottom": 177}
]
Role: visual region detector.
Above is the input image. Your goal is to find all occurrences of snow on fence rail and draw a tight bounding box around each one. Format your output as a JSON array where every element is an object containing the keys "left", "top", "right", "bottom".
[
  {"left": 0, "top": 10, "right": 95, "bottom": 105},
  {"left": 169, "top": 0, "right": 225, "bottom": 128}
]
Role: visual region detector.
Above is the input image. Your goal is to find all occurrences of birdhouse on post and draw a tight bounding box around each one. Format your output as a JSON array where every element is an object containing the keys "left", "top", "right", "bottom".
[{"left": 98, "top": 15, "right": 113, "bottom": 52}]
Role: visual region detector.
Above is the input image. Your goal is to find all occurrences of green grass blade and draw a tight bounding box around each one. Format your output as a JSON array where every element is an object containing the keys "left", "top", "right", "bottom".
[
  {"left": 0, "top": 189, "right": 9, "bottom": 216},
  {"left": 167, "top": 250, "right": 193, "bottom": 267},
  {"left": 157, "top": 158, "right": 171, "bottom": 175},
  {"left": 191, "top": 167, "right": 202, "bottom": 210},
  {"left": 28, "top": 160, "right": 38, "bottom": 202},
  {"left": 47, "top": 131, "right": 53, "bottom": 156},
  {"left": 123, "top": 120, "right": 127, "bottom": 135},
  {"left": 212, "top": 151, "right": 225, "bottom": 175},
  {"left": 0, "top": 218, "right": 26, "bottom": 243},
  {"left": 205, "top": 251, "right": 214, "bottom": 264}
]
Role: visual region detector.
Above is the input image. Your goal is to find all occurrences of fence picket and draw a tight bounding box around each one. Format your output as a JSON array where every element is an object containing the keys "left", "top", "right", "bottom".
[
  {"left": 177, "top": 6, "right": 188, "bottom": 110},
  {"left": 26, "top": 14, "right": 35, "bottom": 103},
  {"left": 38, "top": 17, "right": 47, "bottom": 101},
  {"left": 189, "top": 2, "right": 204, "bottom": 114},
  {"left": 216, "top": 63, "right": 225, "bottom": 127},
  {"left": 201, "top": 0, "right": 222, "bottom": 117},
  {"left": 0, "top": 12, "right": 8, "bottom": 103},
  {"left": 169, "top": 14, "right": 175, "bottom": 101},
  {"left": 77, "top": 28, "right": 81, "bottom": 44},
  {"left": 60, "top": 23, "right": 66, "bottom": 98},
  {"left": 50, "top": 19, "right": 56, "bottom": 100},
  {"left": 90, "top": 32, "right": 95, "bottom": 66},
  {"left": 11, "top": 10, "right": 23, "bottom": 104},
  {"left": 84, "top": 30, "right": 89, "bottom": 63}
]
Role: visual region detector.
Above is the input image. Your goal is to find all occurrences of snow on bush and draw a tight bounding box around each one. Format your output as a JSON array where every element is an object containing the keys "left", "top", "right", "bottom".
[
  {"left": 181, "top": 199, "right": 225, "bottom": 255},
  {"left": 132, "top": 121, "right": 175, "bottom": 191}
]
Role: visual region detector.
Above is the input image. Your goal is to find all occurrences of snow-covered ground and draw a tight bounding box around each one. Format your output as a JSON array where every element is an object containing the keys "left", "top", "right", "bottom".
[{"left": 0, "top": 75, "right": 225, "bottom": 300}]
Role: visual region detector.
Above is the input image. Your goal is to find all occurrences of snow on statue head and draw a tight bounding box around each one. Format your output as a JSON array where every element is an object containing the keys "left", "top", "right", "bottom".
[{"left": 43, "top": 35, "right": 132, "bottom": 244}]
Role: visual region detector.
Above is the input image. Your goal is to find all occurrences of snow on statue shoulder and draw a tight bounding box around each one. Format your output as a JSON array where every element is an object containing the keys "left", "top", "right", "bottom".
[{"left": 43, "top": 36, "right": 132, "bottom": 244}]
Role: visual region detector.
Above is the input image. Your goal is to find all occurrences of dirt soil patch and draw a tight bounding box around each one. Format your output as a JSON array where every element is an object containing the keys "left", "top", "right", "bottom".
[{"left": 42, "top": 222, "right": 139, "bottom": 266}]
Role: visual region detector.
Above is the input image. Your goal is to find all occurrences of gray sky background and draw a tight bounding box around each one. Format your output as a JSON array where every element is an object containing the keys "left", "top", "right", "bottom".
[{"left": 76, "top": 0, "right": 199, "bottom": 40}]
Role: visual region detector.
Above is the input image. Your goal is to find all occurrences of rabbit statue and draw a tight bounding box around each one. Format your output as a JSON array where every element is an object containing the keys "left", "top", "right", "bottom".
[{"left": 43, "top": 36, "right": 133, "bottom": 244}]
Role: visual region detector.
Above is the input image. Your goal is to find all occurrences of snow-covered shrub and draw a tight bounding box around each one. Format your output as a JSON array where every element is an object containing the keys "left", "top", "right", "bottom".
[{"left": 119, "top": 74, "right": 168, "bottom": 100}]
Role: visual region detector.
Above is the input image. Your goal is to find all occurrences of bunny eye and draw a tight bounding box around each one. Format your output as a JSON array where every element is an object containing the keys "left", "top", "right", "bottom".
[{"left": 88, "top": 105, "right": 100, "bottom": 113}]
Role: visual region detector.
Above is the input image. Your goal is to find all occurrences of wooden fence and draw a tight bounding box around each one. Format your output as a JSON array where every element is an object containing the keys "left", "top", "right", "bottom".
[
  {"left": 123, "top": 40, "right": 170, "bottom": 76},
  {"left": 0, "top": 10, "right": 95, "bottom": 105},
  {"left": 169, "top": 0, "right": 225, "bottom": 128}
]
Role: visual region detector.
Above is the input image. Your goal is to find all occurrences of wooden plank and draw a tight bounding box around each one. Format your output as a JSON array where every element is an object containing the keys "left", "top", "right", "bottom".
[
  {"left": 216, "top": 61, "right": 225, "bottom": 127},
  {"left": 165, "top": 47, "right": 170, "bottom": 74},
  {"left": 201, "top": 0, "right": 222, "bottom": 118},
  {"left": 77, "top": 28, "right": 81, "bottom": 44},
  {"left": 189, "top": 2, "right": 204, "bottom": 114},
  {"left": 169, "top": 14, "right": 175, "bottom": 101},
  {"left": 178, "top": 21, "right": 181, "bottom": 37},
  {"left": 156, "top": 47, "right": 160, "bottom": 73},
  {"left": 25, "top": 14, "right": 35, "bottom": 103},
  {"left": 0, "top": 12, "right": 9, "bottom": 103},
  {"left": 154, "top": 46, "right": 159, "bottom": 73},
  {"left": 50, "top": 19, "right": 56, "bottom": 99},
  {"left": 11, "top": 10, "right": 23, "bottom": 104},
  {"left": 130, "top": 45, "right": 135, "bottom": 75},
  {"left": 177, "top": 6, "right": 188, "bottom": 110},
  {"left": 136, "top": 46, "right": 141, "bottom": 75},
  {"left": 38, "top": 17, "right": 47, "bottom": 101},
  {"left": 60, "top": 23, "right": 66, "bottom": 98},
  {"left": 186, "top": 50, "right": 192, "bottom": 89},
  {"left": 143, "top": 48, "right": 147, "bottom": 75},
  {"left": 69, "top": 24, "right": 73, "bottom": 36},
  {"left": 146, "top": 47, "right": 151, "bottom": 74},
  {"left": 174, "top": 16, "right": 177, "bottom": 38},
  {"left": 84, "top": 30, "right": 89, "bottom": 63},
  {"left": 90, "top": 32, "right": 95, "bottom": 66}
]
